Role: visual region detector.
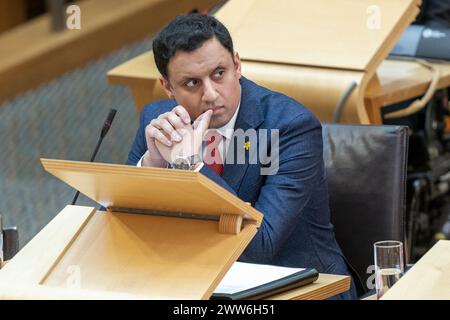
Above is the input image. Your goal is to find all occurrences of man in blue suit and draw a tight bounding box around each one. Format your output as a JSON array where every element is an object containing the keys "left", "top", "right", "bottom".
[{"left": 127, "top": 14, "right": 357, "bottom": 299}]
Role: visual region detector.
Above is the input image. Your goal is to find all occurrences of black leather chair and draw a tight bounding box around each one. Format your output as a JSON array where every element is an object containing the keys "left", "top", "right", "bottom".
[{"left": 322, "top": 124, "right": 408, "bottom": 295}]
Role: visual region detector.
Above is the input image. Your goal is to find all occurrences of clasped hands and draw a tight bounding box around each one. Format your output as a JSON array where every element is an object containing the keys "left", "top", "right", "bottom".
[{"left": 142, "top": 105, "right": 213, "bottom": 167}]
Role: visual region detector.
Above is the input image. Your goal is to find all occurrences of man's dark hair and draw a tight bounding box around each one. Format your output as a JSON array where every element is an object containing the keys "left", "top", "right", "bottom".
[{"left": 152, "top": 14, "right": 234, "bottom": 80}]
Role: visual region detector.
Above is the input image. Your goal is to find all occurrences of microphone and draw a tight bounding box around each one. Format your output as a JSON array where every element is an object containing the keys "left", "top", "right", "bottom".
[
  {"left": 71, "top": 109, "right": 117, "bottom": 205},
  {"left": 100, "top": 109, "right": 117, "bottom": 140}
]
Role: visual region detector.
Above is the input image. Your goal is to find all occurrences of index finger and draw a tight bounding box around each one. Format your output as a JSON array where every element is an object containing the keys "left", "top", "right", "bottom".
[
  {"left": 173, "top": 105, "right": 191, "bottom": 124},
  {"left": 195, "top": 109, "right": 213, "bottom": 135}
]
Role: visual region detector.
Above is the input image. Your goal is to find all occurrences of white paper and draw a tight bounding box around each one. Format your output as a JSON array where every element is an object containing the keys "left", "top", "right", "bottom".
[{"left": 214, "top": 262, "right": 305, "bottom": 294}]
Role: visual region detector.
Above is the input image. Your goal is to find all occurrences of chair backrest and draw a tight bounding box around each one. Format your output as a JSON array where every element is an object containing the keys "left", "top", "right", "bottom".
[{"left": 322, "top": 124, "right": 408, "bottom": 294}]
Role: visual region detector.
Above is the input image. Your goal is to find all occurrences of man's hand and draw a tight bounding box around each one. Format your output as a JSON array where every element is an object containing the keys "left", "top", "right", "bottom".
[
  {"left": 142, "top": 105, "right": 192, "bottom": 167},
  {"left": 155, "top": 108, "right": 213, "bottom": 164},
  {"left": 142, "top": 105, "right": 212, "bottom": 167}
]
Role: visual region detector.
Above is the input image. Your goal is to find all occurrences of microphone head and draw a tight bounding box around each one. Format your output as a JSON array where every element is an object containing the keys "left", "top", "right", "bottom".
[{"left": 100, "top": 108, "right": 117, "bottom": 138}]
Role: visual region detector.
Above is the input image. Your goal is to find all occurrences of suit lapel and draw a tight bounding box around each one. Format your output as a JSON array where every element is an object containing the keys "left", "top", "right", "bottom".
[{"left": 222, "top": 77, "right": 264, "bottom": 193}]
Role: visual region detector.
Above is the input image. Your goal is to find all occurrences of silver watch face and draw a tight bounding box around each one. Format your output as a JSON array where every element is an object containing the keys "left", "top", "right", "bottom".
[{"left": 173, "top": 156, "right": 191, "bottom": 170}]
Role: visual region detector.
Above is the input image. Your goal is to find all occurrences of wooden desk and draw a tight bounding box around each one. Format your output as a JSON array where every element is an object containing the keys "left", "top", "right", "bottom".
[
  {"left": 107, "top": 51, "right": 450, "bottom": 125},
  {"left": 107, "top": 50, "right": 365, "bottom": 122},
  {"left": 268, "top": 273, "right": 350, "bottom": 300},
  {"left": 369, "top": 60, "right": 450, "bottom": 107},
  {"left": 0, "top": 0, "right": 26, "bottom": 33},
  {"left": 0, "top": 0, "right": 220, "bottom": 104},
  {"left": 0, "top": 205, "right": 349, "bottom": 300},
  {"left": 107, "top": 51, "right": 162, "bottom": 111},
  {"left": 107, "top": 0, "right": 421, "bottom": 124},
  {"left": 382, "top": 240, "right": 450, "bottom": 300},
  {"left": 365, "top": 59, "right": 450, "bottom": 123}
]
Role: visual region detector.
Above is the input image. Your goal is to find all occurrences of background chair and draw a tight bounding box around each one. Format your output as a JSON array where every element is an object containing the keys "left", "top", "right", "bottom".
[{"left": 322, "top": 124, "right": 409, "bottom": 295}]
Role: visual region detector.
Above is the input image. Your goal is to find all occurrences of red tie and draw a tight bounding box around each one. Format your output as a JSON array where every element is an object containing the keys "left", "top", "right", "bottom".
[{"left": 204, "top": 131, "right": 224, "bottom": 177}]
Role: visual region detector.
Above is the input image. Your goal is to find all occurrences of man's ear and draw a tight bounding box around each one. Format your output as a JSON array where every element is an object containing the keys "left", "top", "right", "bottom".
[
  {"left": 159, "top": 77, "right": 175, "bottom": 100},
  {"left": 234, "top": 52, "right": 242, "bottom": 79}
]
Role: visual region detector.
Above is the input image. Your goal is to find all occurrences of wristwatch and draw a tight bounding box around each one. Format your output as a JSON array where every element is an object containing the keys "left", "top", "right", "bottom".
[{"left": 171, "top": 154, "right": 202, "bottom": 170}]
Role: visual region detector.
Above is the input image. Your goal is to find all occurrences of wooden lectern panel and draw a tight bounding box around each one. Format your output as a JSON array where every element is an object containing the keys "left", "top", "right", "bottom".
[
  {"left": 19, "top": 158, "right": 265, "bottom": 299},
  {"left": 42, "top": 210, "right": 258, "bottom": 299},
  {"left": 0, "top": 206, "right": 258, "bottom": 299},
  {"left": 40, "top": 159, "right": 263, "bottom": 225}
]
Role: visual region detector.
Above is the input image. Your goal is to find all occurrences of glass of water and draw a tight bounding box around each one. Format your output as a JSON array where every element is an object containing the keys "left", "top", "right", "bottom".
[{"left": 374, "top": 240, "right": 404, "bottom": 299}]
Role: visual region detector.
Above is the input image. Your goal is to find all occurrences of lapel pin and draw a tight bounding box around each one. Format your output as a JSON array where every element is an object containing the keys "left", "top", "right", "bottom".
[{"left": 244, "top": 141, "right": 251, "bottom": 151}]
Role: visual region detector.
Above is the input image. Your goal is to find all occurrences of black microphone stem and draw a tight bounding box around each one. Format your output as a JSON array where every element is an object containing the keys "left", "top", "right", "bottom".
[
  {"left": 71, "top": 109, "right": 117, "bottom": 206},
  {"left": 70, "top": 137, "right": 104, "bottom": 205},
  {"left": 90, "top": 136, "right": 104, "bottom": 163}
]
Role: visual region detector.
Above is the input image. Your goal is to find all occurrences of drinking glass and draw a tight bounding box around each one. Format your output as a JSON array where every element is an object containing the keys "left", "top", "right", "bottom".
[{"left": 374, "top": 240, "right": 404, "bottom": 299}]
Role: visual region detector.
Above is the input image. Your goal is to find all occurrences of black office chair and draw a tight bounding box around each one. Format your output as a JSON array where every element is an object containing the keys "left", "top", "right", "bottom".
[{"left": 322, "top": 124, "right": 408, "bottom": 296}]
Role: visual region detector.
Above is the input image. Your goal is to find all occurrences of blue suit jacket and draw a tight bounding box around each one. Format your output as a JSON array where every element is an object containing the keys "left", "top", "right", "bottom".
[{"left": 127, "top": 77, "right": 357, "bottom": 299}]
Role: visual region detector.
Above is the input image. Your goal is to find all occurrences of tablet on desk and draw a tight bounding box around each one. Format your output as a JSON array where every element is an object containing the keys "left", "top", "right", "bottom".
[{"left": 211, "top": 262, "right": 319, "bottom": 300}]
